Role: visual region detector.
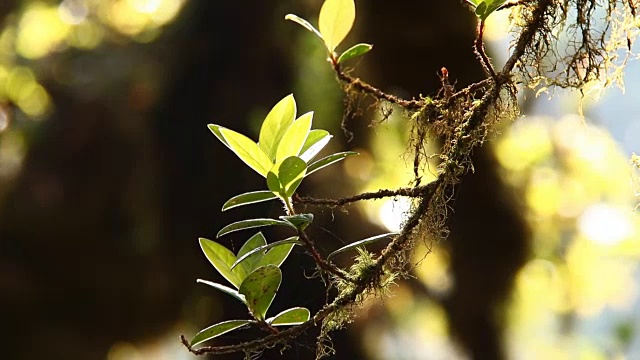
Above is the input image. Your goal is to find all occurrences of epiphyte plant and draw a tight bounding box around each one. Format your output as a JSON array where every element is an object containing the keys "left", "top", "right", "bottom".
[{"left": 189, "top": 92, "right": 384, "bottom": 347}]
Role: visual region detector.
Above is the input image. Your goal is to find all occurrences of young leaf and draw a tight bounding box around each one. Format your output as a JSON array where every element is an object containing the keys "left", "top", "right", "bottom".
[
  {"left": 337, "top": 43, "right": 373, "bottom": 63},
  {"left": 277, "top": 156, "right": 307, "bottom": 197},
  {"left": 235, "top": 233, "right": 268, "bottom": 277},
  {"left": 259, "top": 94, "right": 297, "bottom": 161},
  {"left": 190, "top": 319, "right": 251, "bottom": 347},
  {"left": 299, "top": 130, "right": 332, "bottom": 162},
  {"left": 275, "top": 112, "right": 313, "bottom": 163},
  {"left": 222, "top": 191, "right": 278, "bottom": 211},
  {"left": 208, "top": 124, "right": 230, "bottom": 148},
  {"left": 327, "top": 232, "right": 399, "bottom": 260},
  {"left": 306, "top": 151, "right": 358, "bottom": 176},
  {"left": 266, "top": 307, "right": 311, "bottom": 326},
  {"left": 319, "top": 0, "right": 356, "bottom": 53},
  {"left": 231, "top": 237, "right": 301, "bottom": 270},
  {"left": 217, "top": 218, "right": 296, "bottom": 238},
  {"left": 266, "top": 170, "right": 283, "bottom": 196},
  {"left": 199, "top": 238, "right": 242, "bottom": 288},
  {"left": 220, "top": 127, "right": 273, "bottom": 177},
  {"left": 280, "top": 213, "right": 314, "bottom": 231},
  {"left": 284, "top": 14, "right": 324, "bottom": 42},
  {"left": 239, "top": 265, "right": 282, "bottom": 320},
  {"left": 196, "top": 279, "right": 246, "bottom": 304}
]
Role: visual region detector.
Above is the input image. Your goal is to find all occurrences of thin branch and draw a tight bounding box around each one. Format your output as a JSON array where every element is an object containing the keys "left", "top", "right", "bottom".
[
  {"left": 295, "top": 183, "right": 437, "bottom": 207},
  {"left": 474, "top": 20, "right": 498, "bottom": 82}
]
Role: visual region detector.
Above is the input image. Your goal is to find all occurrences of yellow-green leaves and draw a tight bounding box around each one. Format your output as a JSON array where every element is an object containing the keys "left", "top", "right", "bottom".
[
  {"left": 259, "top": 94, "right": 296, "bottom": 160},
  {"left": 219, "top": 127, "right": 273, "bottom": 177},
  {"left": 276, "top": 112, "right": 313, "bottom": 163},
  {"left": 319, "top": 0, "right": 355, "bottom": 53},
  {"left": 286, "top": 0, "right": 371, "bottom": 63}
]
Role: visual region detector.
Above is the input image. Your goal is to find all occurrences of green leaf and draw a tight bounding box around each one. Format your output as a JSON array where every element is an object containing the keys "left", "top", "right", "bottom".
[
  {"left": 220, "top": 127, "right": 273, "bottom": 177},
  {"left": 299, "top": 129, "right": 332, "bottom": 162},
  {"left": 239, "top": 265, "right": 282, "bottom": 320},
  {"left": 196, "top": 279, "right": 246, "bottom": 304},
  {"left": 284, "top": 14, "right": 324, "bottom": 41},
  {"left": 327, "top": 232, "right": 399, "bottom": 260},
  {"left": 306, "top": 151, "right": 358, "bottom": 176},
  {"left": 267, "top": 307, "right": 310, "bottom": 326},
  {"left": 236, "top": 233, "right": 268, "bottom": 278},
  {"left": 280, "top": 213, "right": 314, "bottom": 231},
  {"left": 475, "top": 1, "right": 487, "bottom": 18},
  {"left": 222, "top": 191, "right": 278, "bottom": 211},
  {"left": 190, "top": 319, "right": 251, "bottom": 347},
  {"left": 276, "top": 112, "right": 313, "bottom": 163},
  {"left": 266, "top": 170, "right": 283, "bottom": 195},
  {"left": 231, "top": 237, "right": 301, "bottom": 270},
  {"left": 277, "top": 156, "right": 307, "bottom": 197},
  {"left": 199, "top": 238, "right": 242, "bottom": 288},
  {"left": 337, "top": 43, "right": 373, "bottom": 63},
  {"left": 259, "top": 94, "right": 297, "bottom": 161},
  {"left": 254, "top": 242, "right": 297, "bottom": 269},
  {"left": 319, "top": 0, "right": 356, "bottom": 53},
  {"left": 217, "top": 218, "right": 296, "bottom": 238},
  {"left": 208, "top": 124, "right": 230, "bottom": 148}
]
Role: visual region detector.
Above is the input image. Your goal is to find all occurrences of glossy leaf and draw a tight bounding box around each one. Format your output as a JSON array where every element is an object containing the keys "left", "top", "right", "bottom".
[
  {"left": 266, "top": 170, "right": 282, "bottom": 195},
  {"left": 222, "top": 191, "right": 278, "bottom": 211},
  {"left": 299, "top": 129, "right": 331, "bottom": 162},
  {"left": 236, "top": 233, "right": 268, "bottom": 277},
  {"left": 267, "top": 307, "right": 310, "bottom": 326},
  {"left": 239, "top": 265, "right": 282, "bottom": 320},
  {"left": 196, "top": 279, "right": 246, "bottom": 304},
  {"left": 275, "top": 112, "right": 313, "bottom": 162},
  {"left": 217, "top": 218, "right": 296, "bottom": 238},
  {"left": 337, "top": 43, "right": 373, "bottom": 63},
  {"left": 259, "top": 94, "right": 297, "bottom": 161},
  {"left": 208, "top": 124, "right": 230, "bottom": 148},
  {"left": 319, "top": 0, "right": 356, "bottom": 53},
  {"left": 280, "top": 213, "right": 314, "bottom": 231},
  {"left": 306, "top": 151, "right": 358, "bottom": 176},
  {"left": 254, "top": 242, "right": 297, "bottom": 269},
  {"left": 472, "top": 0, "right": 506, "bottom": 19},
  {"left": 199, "top": 238, "right": 242, "bottom": 288},
  {"left": 231, "top": 237, "right": 301, "bottom": 270},
  {"left": 277, "top": 157, "right": 307, "bottom": 197},
  {"left": 190, "top": 320, "right": 251, "bottom": 347},
  {"left": 327, "top": 232, "right": 399, "bottom": 260},
  {"left": 284, "top": 14, "right": 324, "bottom": 41},
  {"left": 220, "top": 127, "right": 273, "bottom": 177}
]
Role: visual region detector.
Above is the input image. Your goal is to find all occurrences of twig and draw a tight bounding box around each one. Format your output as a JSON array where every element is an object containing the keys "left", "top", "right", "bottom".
[
  {"left": 474, "top": 20, "right": 498, "bottom": 82},
  {"left": 295, "top": 183, "right": 437, "bottom": 207}
]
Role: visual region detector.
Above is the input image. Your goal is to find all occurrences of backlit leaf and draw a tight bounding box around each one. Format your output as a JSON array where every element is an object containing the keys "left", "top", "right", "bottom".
[
  {"left": 190, "top": 320, "right": 251, "bottom": 347},
  {"left": 217, "top": 218, "right": 296, "bottom": 238},
  {"left": 254, "top": 242, "right": 297, "bottom": 269},
  {"left": 299, "top": 130, "right": 332, "bottom": 162},
  {"left": 277, "top": 156, "right": 307, "bottom": 197},
  {"left": 337, "top": 43, "right": 373, "bottom": 63},
  {"left": 199, "top": 238, "right": 242, "bottom": 288},
  {"left": 196, "top": 279, "right": 246, "bottom": 304},
  {"left": 327, "top": 232, "right": 399, "bottom": 260},
  {"left": 220, "top": 128, "right": 273, "bottom": 177},
  {"left": 259, "top": 94, "right": 297, "bottom": 161},
  {"left": 267, "top": 307, "right": 310, "bottom": 326},
  {"left": 276, "top": 112, "right": 313, "bottom": 163},
  {"left": 235, "top": 233, "right": 268, "bottom": 278},
  {"left": 222, "top": 191, "right": 278, "bottom": 211},
  {"left": 231, "top": 237, "right": 301, "bottom": 270},
  {"left": 239, "top": 265, "right": 282, "bottom": 320},
  {"left": 306, "top": 151, "right": 358, "bottom": 176},
  {"left": 284, "top": 14, "right": 324, "bottom": 41},
  {"left": 319, "top": 0, "right": 356, "bottom": 53}
]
